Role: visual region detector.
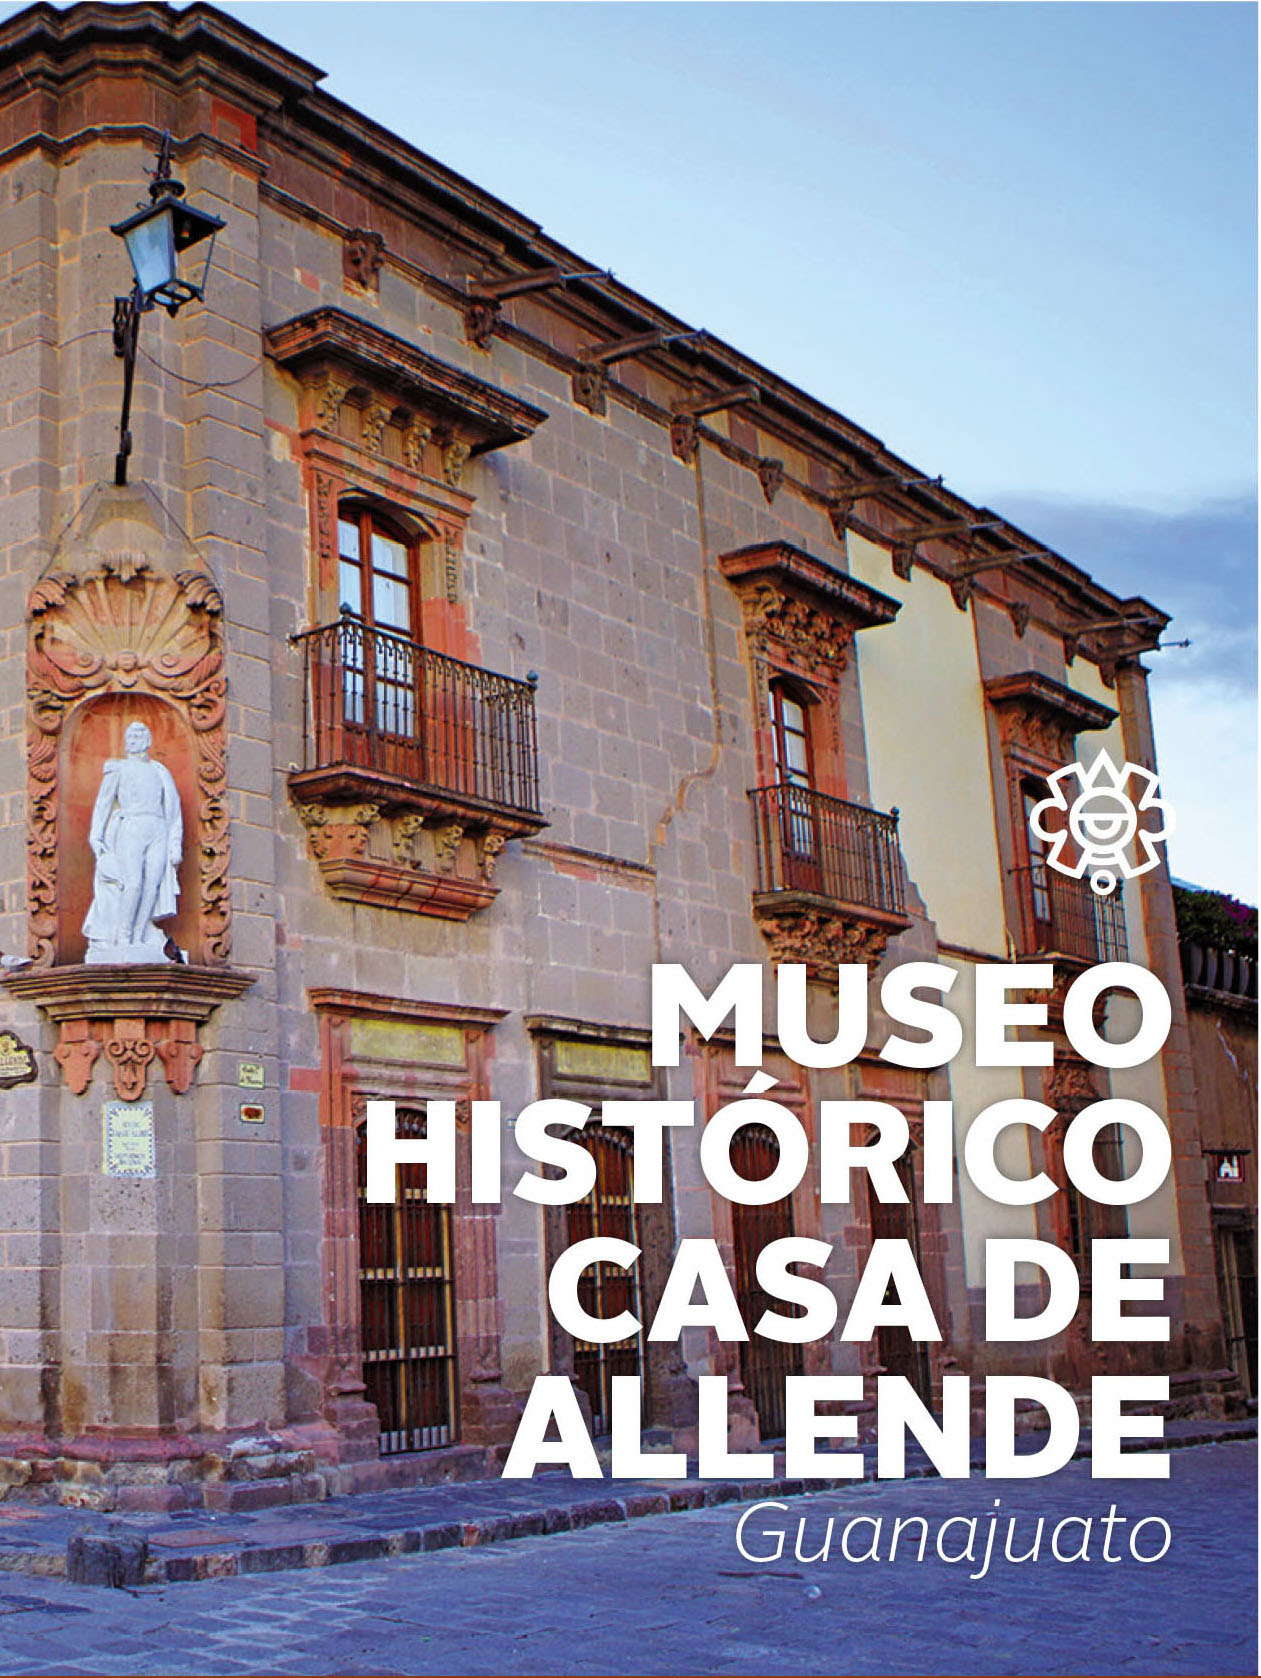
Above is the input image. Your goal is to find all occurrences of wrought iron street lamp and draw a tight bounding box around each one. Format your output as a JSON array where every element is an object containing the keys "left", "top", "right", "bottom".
[{"left": 109, "top": 132, "right": 225, "bottom": 485}]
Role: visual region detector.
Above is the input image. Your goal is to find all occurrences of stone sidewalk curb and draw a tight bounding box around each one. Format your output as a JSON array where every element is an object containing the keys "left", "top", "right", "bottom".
[{"left": 0, "top": 1418, "right": 1252, "bottom": 1588}]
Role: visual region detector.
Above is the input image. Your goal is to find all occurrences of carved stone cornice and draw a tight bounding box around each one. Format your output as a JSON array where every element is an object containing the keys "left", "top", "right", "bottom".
[
  {"left": 1042, "top": 1054, "right": 1102, "bottom": 1124},
  {"left": 265, "top": 307, "right": 548, "bottom": 456},
  {"left": 720, "top": 542, "right": 901, "bottom": 626},
  {"left": 751, "top": 891, "right": 910, "bottom": 981},
  {"left": 985, "top": 671, "right": 1116, "bottom": 767}
]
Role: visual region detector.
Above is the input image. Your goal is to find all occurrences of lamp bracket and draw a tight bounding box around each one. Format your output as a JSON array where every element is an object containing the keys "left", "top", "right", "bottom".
[{"left": 578, "top": 327, "right": 701, "bottom": 367}]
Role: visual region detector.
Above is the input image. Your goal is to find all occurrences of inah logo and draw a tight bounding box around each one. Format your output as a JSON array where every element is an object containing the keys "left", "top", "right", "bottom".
[{"left": 1028, "top": 750, "right": 1174, "bottom": 898}]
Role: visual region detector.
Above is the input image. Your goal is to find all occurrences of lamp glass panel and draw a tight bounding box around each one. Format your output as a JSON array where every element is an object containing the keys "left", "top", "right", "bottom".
[{"left": 124, "top": 209, "right": 177, "bottom": 297}]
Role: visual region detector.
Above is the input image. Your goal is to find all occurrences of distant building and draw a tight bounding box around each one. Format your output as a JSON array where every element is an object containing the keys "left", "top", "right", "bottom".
[
  {"left": 1176, "top": 887, "right": 1258, "bottom": 1402},
  {"left": 0, "top": 1, "right": 1237, "bottom": 1509}
]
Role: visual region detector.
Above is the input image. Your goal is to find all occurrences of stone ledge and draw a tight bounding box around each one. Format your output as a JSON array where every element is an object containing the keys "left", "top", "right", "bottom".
[
  {"left": 3, "top": 964, "right": 255, "bottom": 1022},
  {"left": 0, "top": 1421, "right": 1249, "bottom": 1589},
  {"left": 2, "top": 964, "right": 255, "bottom": 1099}
]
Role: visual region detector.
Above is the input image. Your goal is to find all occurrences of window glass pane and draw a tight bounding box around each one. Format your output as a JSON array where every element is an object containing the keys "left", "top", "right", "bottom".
[
  {"left": 783, "top": 730, "right": 810, "bottom": 777},
  {"left": 372, "top": 531, "right": 409, "bottom": 578},
  {"left": 373, "top": 571, "right": 411, "bottom": 633},
  {"left": 780, "top": 697, "right": 806, "bottom": 736},
  {"left": 338, "top": 518, "right": 361, "bottom": 560},
  {"left": 339, "top": 560, "right": 363, "bottom": 614}
]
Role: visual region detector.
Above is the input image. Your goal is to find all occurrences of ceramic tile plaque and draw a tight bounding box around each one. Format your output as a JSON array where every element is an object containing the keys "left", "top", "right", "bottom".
[{"left": 102, "top": 1100, "right": 156, "bottom": 1178}]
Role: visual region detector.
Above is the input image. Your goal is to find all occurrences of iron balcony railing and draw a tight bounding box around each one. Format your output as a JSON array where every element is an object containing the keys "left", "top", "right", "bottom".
[
  {"left": 294, "top": 615, "right": 542, "bottom": 818},
  {"left": 1012, "top": 862, "right": 1129, "bottom": 964},
  {"left": 749, "top": 783, "right": 907, "bottom": 917}
]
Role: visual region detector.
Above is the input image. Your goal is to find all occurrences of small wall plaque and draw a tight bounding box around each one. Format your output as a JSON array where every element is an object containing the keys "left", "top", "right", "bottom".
[
  {"left": 239, "top": 1103, "right": 265, "bottom": 1124},
  {"left": 103, "top": 1100, "right": 156, "bottom": 1177},
  {"left": 0, "top": 1030, "right": 36, "bottom": 1089},
  {"left": 237, "top": 1061, "right": 265, "bottom": 1089}
]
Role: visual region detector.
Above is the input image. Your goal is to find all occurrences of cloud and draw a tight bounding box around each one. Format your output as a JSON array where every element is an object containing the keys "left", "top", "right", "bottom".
[
  {"left": 1000, "top": 493, "right": 1256, "bottom": 902},
  {"left": 1000, "top": 493, "right": 1257, "bottom": 693}
]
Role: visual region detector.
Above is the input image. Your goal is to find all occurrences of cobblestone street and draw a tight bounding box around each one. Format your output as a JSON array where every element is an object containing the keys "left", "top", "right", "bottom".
[{"left": 0, "top": 1442, "right": 1252, "bottom": 1677}]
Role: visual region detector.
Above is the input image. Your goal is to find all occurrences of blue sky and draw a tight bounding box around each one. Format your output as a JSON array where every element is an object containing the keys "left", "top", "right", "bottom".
[{"left": 33, "top": 1, "right": 1261, "bottom": 894}]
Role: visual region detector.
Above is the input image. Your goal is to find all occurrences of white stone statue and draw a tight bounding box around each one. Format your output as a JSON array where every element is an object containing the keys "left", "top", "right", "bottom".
[{"left": 82, "top": 720, "right": 183, "bottom": 964}]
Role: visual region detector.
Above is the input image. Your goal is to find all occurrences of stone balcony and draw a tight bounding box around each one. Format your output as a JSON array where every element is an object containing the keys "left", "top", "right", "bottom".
[{"left": 288, "top": 614, "right": 546, "bottom": 918}]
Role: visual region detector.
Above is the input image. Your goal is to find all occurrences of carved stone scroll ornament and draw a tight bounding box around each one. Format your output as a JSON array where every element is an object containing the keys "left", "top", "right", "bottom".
[
  {"left": 26, "top": 561, "right": 231, "bottom": 969},
  {"left": 360, "top": 399, "right": 394, "bottom": 456},
  {"left": 401, "top": 419, "right": 431, "bottom": 473},
  {"left": 392, "top": 812, "right": 426, "bottom": 866},
  {"left": 441, "top": 440, "right": 471, "bottom": 488},
  {"left": 740, "top": 583, "right": 853, "bottom": 671},
  {"left": 477, "top": 831, "right": 507, "bottom": 883},
  {"left": 992, "top": 701, "right": 1076, "bottom": 769},
  {"left": 313, "top": 375, "right": 351, "bottom": 432}
]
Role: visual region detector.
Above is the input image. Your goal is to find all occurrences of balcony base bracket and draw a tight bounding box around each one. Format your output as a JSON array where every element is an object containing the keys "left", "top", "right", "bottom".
[
  {"left": 292, "top": 790, "right": 513, "bottom": 921},
  {"left": 3, "top": 964, "right": 255, "bottom": 1101},
  {"left": 752, "top": 892, "right": 911, "bottom": 979}
]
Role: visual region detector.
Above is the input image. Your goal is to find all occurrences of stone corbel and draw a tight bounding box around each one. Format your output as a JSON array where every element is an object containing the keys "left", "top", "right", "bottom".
[
  {"left": 572, "top": 364, "right": 608, "bottom": 417},
  {"left": 5, "top": 966, "right": 254, "bottom": 1101},
  {"left": 291, "top": 792, "right": 503, "bottom": 921},
  {"left": 757, "top": 458, "right": 784, "bottom": 504},
  {"left": 949, "top": 574, "right": 974, "bottom": 612},
  {"left": 670, "top": 413, "right": 699, "bottom": 464},
  {"left": 463, "top": 297, "right": 499, "bottom": 350},
  {"left": 891, "top": 542, "right": 916, "bottom": 582},
  {"left": 343, "top": 228, "right": 385, "bottom": 291},
  {"left": 391, "top": 812, "right": 426, "bottom": 865}
]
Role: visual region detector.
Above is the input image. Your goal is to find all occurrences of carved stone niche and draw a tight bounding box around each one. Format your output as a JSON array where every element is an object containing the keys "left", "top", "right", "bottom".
[
  {"left": 6, "top": 484, "right": 253, "bottom": 1101},
  {"left": 984, "top": 671, "right": 1117, "bottom": 770},
  {"left": 718, "top": 540, "right": 901, "bottom": 676}
]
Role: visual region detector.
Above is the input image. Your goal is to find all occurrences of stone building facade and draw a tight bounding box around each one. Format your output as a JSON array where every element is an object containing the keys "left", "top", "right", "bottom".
[{"left": 0, "top": 2, "right": 1235, "bottom": 1509}]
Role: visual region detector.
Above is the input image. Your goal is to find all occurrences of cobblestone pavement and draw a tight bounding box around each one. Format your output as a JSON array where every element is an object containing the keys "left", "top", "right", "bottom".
[{"left": 0, "top": 1442, "right": 1252, "bottom": 1678}]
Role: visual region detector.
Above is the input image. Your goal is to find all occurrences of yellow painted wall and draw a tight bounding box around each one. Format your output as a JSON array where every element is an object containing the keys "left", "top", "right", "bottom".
[
  {"left": 1049, "top": 659, "right": 1183, "bottom": 1271},
  {"left": 942, "top": 955, "right": 1039, "bottom": 1287},
  {"left": 848, "top": 533, "right": 1007, "bottom": 955}
]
